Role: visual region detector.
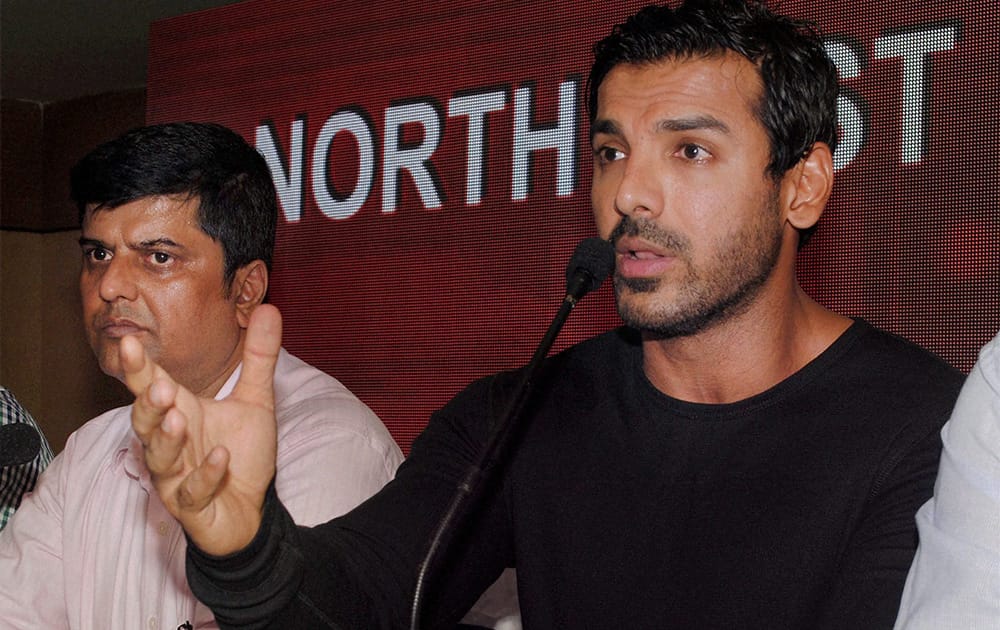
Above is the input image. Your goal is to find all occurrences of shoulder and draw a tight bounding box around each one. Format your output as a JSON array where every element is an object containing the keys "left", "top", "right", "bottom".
[
  {"left": 26, "top": 405, "right": 133, "bottom": 499},
  {"left": 838, "top": 321, "right": 965, "bottom": 400},
  {"left": 807, "top": 321, "right": 966, "bottom": 461},
  {"left": 0, "top": 387, "right": 29, "bottom": 423},
  {"left": 970, "top": 328, "right": 1000, "bottom": 377},
  {"left": 271, "top": 350, "right": 400, "bottom": 458},
  {"left": 61, "top": 405, "right": 133, "bottom": 456},
  {"left": 940, "top": 330, "right": 1000, "bottom": 444},
  {"left": 0, "top": 387, "right": 49, "bottom": 443},
  {"left": 439, "top": 327, "right": 638, "bottom": 418},
  {"left": 272, "top": 349, "right": 371, "bottom": 417}
]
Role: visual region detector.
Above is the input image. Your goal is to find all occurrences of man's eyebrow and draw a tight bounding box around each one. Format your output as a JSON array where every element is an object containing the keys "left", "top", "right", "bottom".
[
  {"left": 590, "top": 115, "right": 731, "bottom": 141},
  {"left": 590, "top": 119, "right": 620, "bottom": 141},
  {"left": 78, "top": 236, "right": 105, "bottom": 249},
  {"left": 136, "top": 237, "right": 183, "bottom": 249},
  {"left": 657, "top": 114, "right": 731, "bottom": 134},
  {"left": 78, "top": 236, "right": 185, "bottom": 250}
]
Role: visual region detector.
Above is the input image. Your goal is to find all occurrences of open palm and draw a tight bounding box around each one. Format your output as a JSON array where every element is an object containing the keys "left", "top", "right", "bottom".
[{"left": 123, "top": 304, "right": 282, "bottom": 556}]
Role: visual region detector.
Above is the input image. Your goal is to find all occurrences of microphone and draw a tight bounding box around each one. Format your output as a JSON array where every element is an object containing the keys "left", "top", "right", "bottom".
[
  {"left": 564, "top": 236, "right": 616, "bottom": 303},
  {"left": 409, "top": 237, "right": 614, "bottom": 630},
  {"left": 0, "top": 423, "right": 43, "bottom": 468}
]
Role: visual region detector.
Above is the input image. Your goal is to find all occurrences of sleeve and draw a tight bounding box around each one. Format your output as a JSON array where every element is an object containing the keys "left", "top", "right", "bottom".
[
  {"left": 187, "top": 375, "right": 515, "bottom": 630},
  {"left": 0, "top": 449, "right": 70, "bottom": 627},
  {"left": 802, "top": 344, "right": 972, "bottom": 630},
  {"left": 272, "top": 395, "right": 403, "bottom": 527},
  {"left": 813, "top": 421, "right": 945, "bottom": 629},
  {"left": 893, "top": 333, "right": 1000, "bottom": 630}
]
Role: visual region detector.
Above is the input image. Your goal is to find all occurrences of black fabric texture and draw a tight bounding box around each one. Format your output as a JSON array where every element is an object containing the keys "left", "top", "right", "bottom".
[{"left": 188, "top": 320, "right": 964, "bottom": 629}]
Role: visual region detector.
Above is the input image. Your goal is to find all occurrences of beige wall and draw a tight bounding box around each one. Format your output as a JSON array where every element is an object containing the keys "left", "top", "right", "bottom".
[
  {"left": 0, "top": 230, "right": 130, "bottom": 452},
  {"left": 1, "top": 91, "right": 144, "bottom": 452}
]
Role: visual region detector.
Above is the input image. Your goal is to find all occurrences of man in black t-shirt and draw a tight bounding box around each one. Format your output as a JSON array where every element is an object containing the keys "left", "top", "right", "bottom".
[{"left": 121, "top": 1, "right": 964, "bottom": 628}]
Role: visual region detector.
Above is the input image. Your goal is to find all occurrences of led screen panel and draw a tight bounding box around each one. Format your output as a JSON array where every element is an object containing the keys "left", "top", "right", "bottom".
[{"left": 149, "top": 0, "right": 999, "bottom": 451}]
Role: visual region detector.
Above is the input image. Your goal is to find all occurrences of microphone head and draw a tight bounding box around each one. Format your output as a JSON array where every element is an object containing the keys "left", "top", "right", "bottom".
[
  {"left": 0, "top": 423, "right": 43, "bottom": 468},
  {"left": 565, "top": 237, "right": 615, "bottom": 298}
]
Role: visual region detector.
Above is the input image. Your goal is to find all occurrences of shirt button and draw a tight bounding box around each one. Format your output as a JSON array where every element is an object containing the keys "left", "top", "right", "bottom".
[
  {"left": 147, "top": 616, "right": 157, "bottom": 629},
  {"left": 158, "top": 521, "right": 169, "bottom": 536}
]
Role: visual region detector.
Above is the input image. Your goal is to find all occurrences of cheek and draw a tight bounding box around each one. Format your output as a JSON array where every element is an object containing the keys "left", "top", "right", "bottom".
[
  {"left": 156, "top": 288, "right": 236, "bottom": 342},
  {"left": 147, "top": 290, "right": 192, "bottom": 330},
  {"left": 79, "top": 269, "right": 93, "bottom": 294},
  {"left": 593, "top": 213, "right": 619, "bottom": 241},
  {"left": 590, "top": 182, "right": 620, "bottom": 239},
  {"left": 79, "top": 274, "right": 101, "bottom": 313},
  {"left": 687, "top": 186, "right": 742, "bottom": 228}
]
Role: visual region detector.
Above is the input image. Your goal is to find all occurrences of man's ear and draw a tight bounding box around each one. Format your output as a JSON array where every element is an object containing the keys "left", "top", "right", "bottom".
[
  {"left": 232, "top": 260, "right": 269, "bottom": 328},
  {"left": 780, "top": 141, "right": 834, "bottom": 233}
]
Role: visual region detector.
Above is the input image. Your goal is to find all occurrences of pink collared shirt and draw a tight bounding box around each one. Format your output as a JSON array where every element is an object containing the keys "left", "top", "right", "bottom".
[{"left": 0, "top": 349, "right": 403, "bottom": 629}]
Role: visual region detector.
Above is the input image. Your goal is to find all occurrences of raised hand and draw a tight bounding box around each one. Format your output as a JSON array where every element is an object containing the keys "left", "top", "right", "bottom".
[{"left": 123, "top": 304, "right": 283, "bottom": 556}]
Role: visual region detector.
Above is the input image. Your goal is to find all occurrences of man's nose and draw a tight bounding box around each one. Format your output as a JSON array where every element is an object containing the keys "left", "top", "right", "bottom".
[
  {"left": 614, "top": 154, "right": 663, "bottom": 220},
  {"left": 97, "top": 257, "right": 138, "bottom": 303}
]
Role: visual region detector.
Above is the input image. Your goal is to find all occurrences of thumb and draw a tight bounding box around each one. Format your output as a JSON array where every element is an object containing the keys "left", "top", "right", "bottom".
[{"left": 231, "top": 304, "right": 282, "bottom": 408}]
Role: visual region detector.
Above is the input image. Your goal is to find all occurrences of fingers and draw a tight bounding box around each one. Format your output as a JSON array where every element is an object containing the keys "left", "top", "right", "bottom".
[
  {"left": 232, "top": 304, "right": 282, "bottom": 408},
  {"left": 123, "top": 334, "right": 175, "bottom": 435},
  {"left": 121, "top": 334, "right": 157, "bottom": 396},
  {"left": 142, "top": 405, "right": 189, "bottom": 475},
  {"left": 121, "top": 335, "right": 193, "bottom": 475},
  {"left": 177, "top": 446, "right": 230, "bottom": 511}
]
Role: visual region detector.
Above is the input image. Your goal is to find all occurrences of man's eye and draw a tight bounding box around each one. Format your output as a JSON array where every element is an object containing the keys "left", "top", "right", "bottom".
[
  {"left": 679, "top": 144, "right": 711, "bottom": 161},
  {"left": 151, "top": 252, "right": 171, "bottom": 264},
  {"left": 595, "top": 146, "right": 625, "bottom": 164},
  {"left": 86, "top": 248, "right": 110, "bottom": 262}
]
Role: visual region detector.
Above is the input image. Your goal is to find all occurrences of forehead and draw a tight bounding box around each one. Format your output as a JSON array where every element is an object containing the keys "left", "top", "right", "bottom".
[
  {"left": 82, "top": 194, "right": 204, "bottom": 235},
  {"left": 595, "top": 53, "right": 765, "bottom": 132}
]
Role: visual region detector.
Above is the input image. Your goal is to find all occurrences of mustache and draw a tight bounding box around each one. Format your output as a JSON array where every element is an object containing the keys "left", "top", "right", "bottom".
[
  {"left": 92, "top": 306, "right": 146, "bottom": 326},
  {"left": 608, "top": 215, "right": 690, "bottom": 253}
]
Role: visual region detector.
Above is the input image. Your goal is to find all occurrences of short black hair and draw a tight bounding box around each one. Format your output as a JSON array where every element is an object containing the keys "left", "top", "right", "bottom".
[
  {"left": 588, "top": 0, "right": 839, "bottom": 182},
  {"left": 71, "top": 122, "right": 278, "bottom": 285}
]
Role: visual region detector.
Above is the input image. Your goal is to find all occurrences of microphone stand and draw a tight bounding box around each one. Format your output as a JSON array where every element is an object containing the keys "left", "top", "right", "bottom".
[{"left": 409, "top": 239, "right": 612, "bottom": 630}]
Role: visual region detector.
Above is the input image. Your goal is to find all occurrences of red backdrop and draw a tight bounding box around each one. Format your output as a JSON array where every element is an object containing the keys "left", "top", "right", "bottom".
[{"left": 148, "top": 0, "right": 1000, "bottom": 453}]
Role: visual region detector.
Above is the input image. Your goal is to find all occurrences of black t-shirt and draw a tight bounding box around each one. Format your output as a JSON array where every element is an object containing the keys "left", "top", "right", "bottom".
[{"left": 190, "top": 320, "right": 965, "bottom": 630}]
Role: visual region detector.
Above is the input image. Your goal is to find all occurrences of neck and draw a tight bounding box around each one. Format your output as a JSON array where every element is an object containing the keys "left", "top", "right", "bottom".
[
  {"left": 190, "top": 337, "right": 247, "bottom": 399},
  {"left": 640, "top": 280, "right": 850, "bottom": 404}
]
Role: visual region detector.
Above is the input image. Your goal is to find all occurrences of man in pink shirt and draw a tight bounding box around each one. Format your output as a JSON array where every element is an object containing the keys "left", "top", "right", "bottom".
[{"left": 0, "top": 122, "right": 403, "bottom": 629}]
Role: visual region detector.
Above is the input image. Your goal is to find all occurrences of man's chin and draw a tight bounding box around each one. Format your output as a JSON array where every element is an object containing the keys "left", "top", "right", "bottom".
[
  {"left": 94, "top": 336, "right": 160, "bottom": 374},
  {"left": 96, "top": 358, "right": 124, "bottom": 381},
  {"left": 93, "top": 340, "right": 136, "bottom": 385},
  {"left": 616, "top": 294, "right": 712, "bottom": 339}
]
